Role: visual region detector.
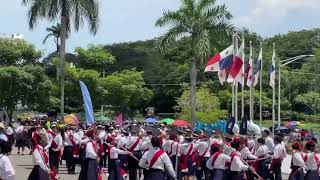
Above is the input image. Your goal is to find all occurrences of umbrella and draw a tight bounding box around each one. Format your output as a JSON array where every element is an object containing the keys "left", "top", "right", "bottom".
[
  {"left": 95, "top": 114, "right": 111, "bottom": 122},
  {"left": 173, "top": 119, "right": 190, "bottom": 127},
  {"left": 285, "top": 121, "right": 300, "bottom": 129},
  {"left": 144, "top": 118, "right": 158, "bottom": 123},
  {"left": 64, "top": 114, "right": 79, "bottom": 125},
  {"left": 159, "top": 118, "right": 174, "bottom": 125},
  {"left": 275, "top": 126, "right": 290, "bottom": 134}
]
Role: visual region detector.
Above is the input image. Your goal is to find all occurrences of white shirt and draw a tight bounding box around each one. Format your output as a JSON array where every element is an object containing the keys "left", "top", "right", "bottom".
[
  {"left": 78, "top": 130, "right": 84, "bottom": 139},
  {"left": 194, "top": 140, "right": 211, "bottom": 158},
  {"left": 0, "top": 154, "right": 15, "bottom": 180},
  {"left": 265, "top": 136, "right": 275, "bottom": 152},
  {"left": 140, "top": 137, "right": 153, "bottom": 152},
  {"left": 15, "top": 126, "right": 24, "bottom": 134},
  {"left": 125, "top": 136, "right": 142, "bottom": 151},
  {"left": 180, "top": 143, "right": 194, "bottom": 156},
  {"left": 139, "top": 147, "right": 176, "bottom": 178},
  {"left": 52, "top": 133, "right": 63, "bottom": 151},
  {"left": 230, "top": 151, "right": 248, "bottom": 172},
  {"left": 292, "top": 151, "right": 305, "bottom": 167},
  {"left": 64, "top": 131, "right": 75, "bottom": 146},
  {"left": 117, "top": 136, "right": 129, "bottom": 149},
  {"left": 247, "top": 139, "right": 256, "bottom": 154},
  {"left": 305, "top": 152, "right": 320, "bottom": 170},
  {"left": 222, "top": 143, "right": 234, "bottom": 156},
  {"left": 108, "top": 146, "right": 128, "bottom": 159},
  {"left": 98, "top": 131, "right": 106, "bottom": 144},
  {"left": 44, "top": 130, "right": 53, "bottom": 151},
  {"left": 85, "top": 140, "right": 97, "bottom": 159},
  {"left": 0, "top": 133, "right": 8, "bottom": 142},
  {"left": 273, "top": 143, "right": 286, "bottom": 160},
  {"left": 32, "top": 146, "right": 49, "bottom": 172},
  {"left": 206, "top": 152, "right": 231, "bottom": 170},
  {"left": 254, "top": 145, "right": 268, "bottom": 158},
  {"left": 241, "top": 147, "right": 257, "bottom": 160}
]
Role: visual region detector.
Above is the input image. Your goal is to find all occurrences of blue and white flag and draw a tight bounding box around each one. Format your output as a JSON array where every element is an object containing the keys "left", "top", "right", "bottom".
[
  {"left": 79, "top": 81, "right": 95, "bottom": 126},
  {"left": 253, "top": 47, "right": 263, "bottom": 87},
  {"left": 269, "top": 48, "right": 276, "bottom": 88}
]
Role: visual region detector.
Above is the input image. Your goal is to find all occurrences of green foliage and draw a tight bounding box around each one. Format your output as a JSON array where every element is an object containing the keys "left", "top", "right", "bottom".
[
  {"left": 177, "top": 86, "right": 226, "bottom": 123},
  {"left": 295, "top": 92, "right": 320, "bottom": 114},
  {"left": 76, "top": 45, "right": 115, "bottom": 71},
  {"left": 0, "top": 38, "right": 41, "bottom": 66}
]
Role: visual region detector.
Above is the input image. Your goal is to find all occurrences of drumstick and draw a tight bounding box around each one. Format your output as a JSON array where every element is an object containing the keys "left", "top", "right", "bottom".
[
  {"left": 121, "top": 147, "right": 140, "bottom": 161},
  {"left": 247, "top": 157, "right": 270, "bottom": 162},
  {"left": 243, "top": 160, "right": 264, "bottom": 180}
]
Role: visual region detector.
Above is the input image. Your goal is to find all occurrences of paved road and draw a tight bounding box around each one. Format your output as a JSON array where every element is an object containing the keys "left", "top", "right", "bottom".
[{"left": 9, "top": 146, "right": 291, "bottom": 180}]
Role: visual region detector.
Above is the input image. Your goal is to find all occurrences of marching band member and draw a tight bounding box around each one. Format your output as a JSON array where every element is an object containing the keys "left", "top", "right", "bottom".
[
  {"left": 139, "top": 136, "right": 177, "bottom": 180},
  {"left": 288, "top": 141, "right": 305, "bottom": 180},
  {"left": 304, "top": 140, "right": 319, "bottom": 180},
  {"left": 229, "top": 137, "right": 254, "bottom": 180},
  {"left": 270, "top": 135, "right": 287, "bottom": 180},
  {"left": 263, "top": 129, "right": 274, "bottom": 153},
  {"left": 78, "top": 129, "right": 100, "bottom": 180},
  {"left": 64, "top": 126, "right": 77, "bottom": 174},
  {"left": 125, "top": 129, "right": 143, "bottom": 180},
  {"left": 106, "top": 135, "right": 131, "bottom": 180},
  {"left": 194, "top": 133, "right": 211, "bottom": 180},
  {"left": 97, "top": 125, "right": 107, "bottom": 168},
  {"left": 179, "top": 136, "right": 195, "bottom": 180},
  {"left": 0, "top": 139, "right": 15, "bottom": 180},
  {"left": 254, "top": 137, "right": 270, "bottom": 179},
  {"left": 49, "top": 123, "right": 63, "bottom": 177},
  {"left": 28, "top": 131, "right": 52, "bottom": 180},
  {"left": 206, "top": 142, "right": 231, "bottom": 180}
]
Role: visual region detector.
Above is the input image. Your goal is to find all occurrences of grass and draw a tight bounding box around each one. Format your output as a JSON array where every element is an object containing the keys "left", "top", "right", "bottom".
[{"left": 258, "top": 120, "right": 320, "bottom": 133}]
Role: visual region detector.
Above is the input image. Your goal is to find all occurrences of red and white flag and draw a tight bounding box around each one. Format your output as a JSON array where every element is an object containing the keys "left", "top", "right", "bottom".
[
  {"left": 205, "top": 45, "right": 234, "bottom": 72},
  {"left": 227, "top": 42, "right": 244, "bottom": 84},
  {"left": 246, "top": 45, "right": 253, "bottom": 87}
]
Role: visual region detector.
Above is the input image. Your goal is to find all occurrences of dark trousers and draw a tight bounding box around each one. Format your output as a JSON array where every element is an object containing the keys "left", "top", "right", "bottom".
[
  {"left": 128, "top": 151, "right": 142, "bottom": 180},
  {"left": 65, "top": 146, "right": 75, "bottom": 172},
  {"left": 270, "top": 162, "right": 282, "bottom": 180},
  {"left": 99, "top": 153, "right": 107, "bottom": 168},
  {"left": 196, "top": 157, "right": 210, "bottom": 180}
]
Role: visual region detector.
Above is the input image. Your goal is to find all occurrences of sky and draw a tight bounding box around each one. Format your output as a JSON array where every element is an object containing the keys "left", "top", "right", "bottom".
[{"left": 1, "top": 0, "right": 320, "bottom": 55}]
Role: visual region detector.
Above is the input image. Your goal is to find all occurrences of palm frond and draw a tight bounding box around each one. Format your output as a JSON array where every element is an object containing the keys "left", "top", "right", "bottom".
[
  {"left": 155, "top": 10, "right": 183, "bottom": 27},
  {"left": 159, "top": 25, "right": 189, "bottom": 51},
  {"left": 42, "top": 33, "right": 54, "bottom": 44},
  {"left": 194, "top": 30, "right": 211, "bottom": 61},
  {"left": 205, "top": 5, "right": 232, "bottom": 22},
  {"left": 197, "top": 0, "right": 216, "bottom": 12}
]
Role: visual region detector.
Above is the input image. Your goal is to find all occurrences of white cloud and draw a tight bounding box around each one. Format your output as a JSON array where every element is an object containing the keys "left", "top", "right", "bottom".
[{"left": 234, "top": 0, "right": 320, "bottom": 27}]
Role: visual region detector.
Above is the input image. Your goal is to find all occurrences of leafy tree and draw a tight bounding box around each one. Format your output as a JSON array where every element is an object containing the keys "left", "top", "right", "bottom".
[
  {"left": 23, "top": 0, "right": 100, "bottom": 117},
  {"left": 0, "top": 66, "right": 34, "bottom": 120},
  {"left": 0, "top": 38, "right": 41, "bottom": 66},
  {"left": 156, "top": 0, "right": 233, "bottom": 126},
  {"left": 76, "top": 45, "right": 115, "bottom": 72},
  {"left": 177, "top": 86, "right": 226, "bottom": 124},
  {"left": 295, "top": 92, "right": 320, "bottom": 115}
]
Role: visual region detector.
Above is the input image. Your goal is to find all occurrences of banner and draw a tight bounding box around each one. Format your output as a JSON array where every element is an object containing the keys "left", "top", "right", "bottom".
[{"left": 79, "top": 81, "right": 95, "bottom": 126}]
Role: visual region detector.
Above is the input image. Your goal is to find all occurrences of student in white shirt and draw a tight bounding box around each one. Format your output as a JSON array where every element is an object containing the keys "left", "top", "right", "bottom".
[
  {"left": 270, "top": 135, "right": 286, "bottom": 180},
  {"left": 139, "top": 136, "right": 177, "bottom": 180},
  {"left": 28, "top": 131, "right": 50, "bottom": 180},
  {"left": 0, "top": 140, "right": 15, "bottom": 180},
  {"left": 254, "top": 138, "right": 270, "bottom": 179},
  {"left": 304, "top": 140, "right": 319, "bottom": 180},
  {"left": 288, "top": 141, "right": 305, "bottom": 180},
  {"left": 206, "top": 142, "right": 231, "bottom": 180}
]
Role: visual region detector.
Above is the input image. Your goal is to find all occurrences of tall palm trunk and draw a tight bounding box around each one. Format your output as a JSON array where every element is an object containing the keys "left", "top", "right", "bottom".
[
  {"left": 60, "top": 16, "right": 67, "bottom": 119},
  {"left": 190, "top": 57, "right": 197, "bottom": 127}
]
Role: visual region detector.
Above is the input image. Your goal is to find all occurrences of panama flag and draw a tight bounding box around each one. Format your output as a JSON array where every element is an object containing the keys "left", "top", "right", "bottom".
[
  {"left": 227, "top": 42, "right": 244, "bottom": 84},
  {"left": 205, "top": 45, "right": 234, "bottom": 72},
  {"left": 253, "top": 47, "right": 263, "bottom": 87},
  {"left": 269, "top": 48, "right": 276, "bottom": 88},
  {"left": 246, "top": 46, "right": 253, "bottom": 87}
]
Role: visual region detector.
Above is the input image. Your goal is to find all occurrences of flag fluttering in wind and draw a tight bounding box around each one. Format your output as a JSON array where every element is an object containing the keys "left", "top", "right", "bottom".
[
  {"left": 269, "top": 48, "right": 276, "bottom": 88},
  {"left": 228, "top": 42, "right": 244, "bottom": 84},
  {"left": 246, "top": 45, "right": 254, "bottom": 87},
  {"left": 205, "top": 45, "right": 234, "bottom": 72},
  {"left": 79, "top": 81, "right": 95, "bottom": 126},
  {"left": 115, "top": 113, "right": 123, "bottom": 127},
  {"left": 253, "top": 47, "right": 263, "bottom": 87}
]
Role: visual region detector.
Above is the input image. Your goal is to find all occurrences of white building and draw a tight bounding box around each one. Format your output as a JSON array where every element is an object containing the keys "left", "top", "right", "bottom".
[{"left": 0, "top": 33, "right": 24, "bottom": 39}]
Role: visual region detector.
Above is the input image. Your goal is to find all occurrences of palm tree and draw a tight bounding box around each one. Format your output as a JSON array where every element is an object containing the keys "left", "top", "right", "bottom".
[
  {"left": 43, "top": 23, "right": 68, "bottom": 53},
  {"left": 22, "top": 0, "right": 100, "bottom": 118},
  {"left": 156, "top": 0, "right": 233, "bottom": 126}
]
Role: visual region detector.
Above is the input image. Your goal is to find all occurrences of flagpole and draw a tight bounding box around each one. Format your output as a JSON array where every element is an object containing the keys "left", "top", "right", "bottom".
[
  {"left": 278, "top": 56, "right": 281, "bottom": 128},
  {"left": 249, "top": 41, "right": 253, "bottom": 122},
  {"left": 241, "top": 34, "right": 245, "bottom": 119},
  {"left": 234, "top": 34, "right": 239, "bottom": 124},
  {"left": 272, "top": 43, "right": 276, "bottom": 137},
  {"left": 259, "top": 42, "right": 263, "bottom": 127},
  {"left": 231, "top": 34, "right": 235, "bottom": 118}
]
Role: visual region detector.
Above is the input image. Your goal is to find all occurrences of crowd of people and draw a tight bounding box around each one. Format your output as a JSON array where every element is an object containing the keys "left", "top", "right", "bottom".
[{"left": 0, "top": 119, "right": 319, "bottom": 180}]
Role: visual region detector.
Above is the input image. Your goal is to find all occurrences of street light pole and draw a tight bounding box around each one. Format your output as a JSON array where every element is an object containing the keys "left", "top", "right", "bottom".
[{"left": 278, "top": 55, "right": 314, "bottom": 127}]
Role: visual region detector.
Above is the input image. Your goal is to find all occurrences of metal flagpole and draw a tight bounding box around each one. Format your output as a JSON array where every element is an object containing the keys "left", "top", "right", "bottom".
[
  {"left": 272, "top": 43, "right": 276, "bottom": 136},
  {"left": 249, "top": 41, "right": 253, "bottom": 122},
  {"left": 278, "top": 57, "right": 281, "bottom": 128},
  {"left": 241, "top": 34, "right": 245, "bottom": 119},
  {"left": 259, "top": 42, "right": 263, "bottom": 127},
  {"left": 234, "top": 34, "right": 239, "bottom": 123},
  {"left": 231, "top": 34, "right": 235, "bottom": 118}
]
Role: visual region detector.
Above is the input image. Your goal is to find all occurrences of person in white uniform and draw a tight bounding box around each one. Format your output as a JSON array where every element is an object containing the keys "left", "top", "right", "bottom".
[
  {"left": 139, "top": 136, "right": 177, "bottom": 180},
  {"left": 288, "top": 141, "right": 305, "bottom": 180},
  {"left": 304, "top": 140, "right": 319, "bottom": 180}
]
